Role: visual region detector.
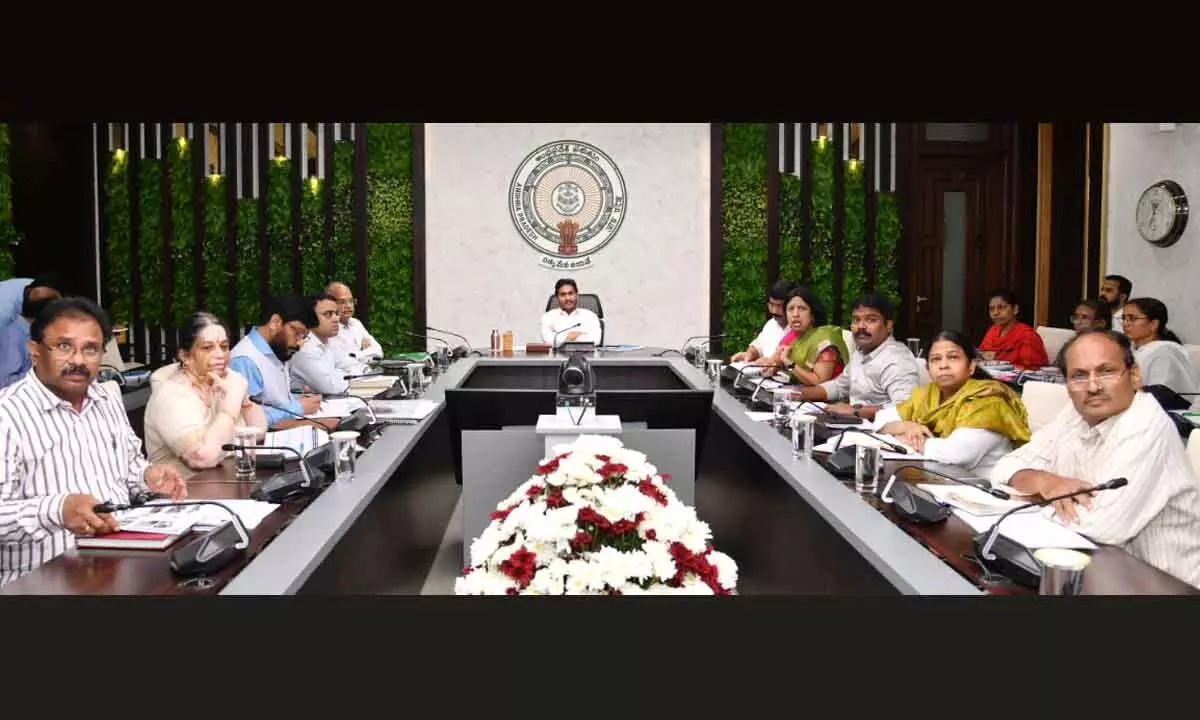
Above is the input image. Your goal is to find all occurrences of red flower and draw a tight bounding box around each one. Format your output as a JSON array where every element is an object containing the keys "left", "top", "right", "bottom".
[
  {"left": 526, "top": 485, "right": 545, "bottom": 498},
  {"left": 645, "top": 529, "right": 657, "bottom": 540},
  {"left": 595, "top": 454, "right": 611, "bottom": 462},
  {"left": 610, "top": 519, "right": 637, "bottom": 535},
  {"left": 545, "top": 488, "right": 567, "bottom": 509},
  {"left": 570, "top": 530, "right": 594, "bottom": 551},
  {"left": 506, "top": 588, "right": 519, "bottom": 596},
  {"left": 462, "top": 565, "right": 474, "bottom": 576},
  {"left": 535, "top": 452, "right": 572, "bottom": 476},
  {"left": 489, "top": 504, "right": 518, "bottom": 522},
  {"left": 576, "top": 507, "right": 611, "bottom": 531},
  {"left": 499, "top": 546, "right": 538, "bottom": 587},
  {"left": 637, "top": 478, "right": 668, "bottom": 506},
  {"left": 598, "top": 462, "right": 629, "bottom": 479}
]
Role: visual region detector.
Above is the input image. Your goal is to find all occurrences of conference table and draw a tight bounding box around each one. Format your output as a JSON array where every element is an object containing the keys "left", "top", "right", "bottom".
[{"left": 2, "top": 346, "right": 1194, "bottom": 596}]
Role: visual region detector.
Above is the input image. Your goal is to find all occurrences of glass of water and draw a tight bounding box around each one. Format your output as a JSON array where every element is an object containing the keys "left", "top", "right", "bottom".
[
  {"left": 906, "top": 338, "right": 921, "bottom": 357},
  {"left": 233, "top": 425, "right": 265, "bottom": 479},
  {"left": 329, "top": 430, "right": 361, "bottom": 483},
  {"left": 854, "top": 443, "right": 883, "bottom": 494},
  {"left": 791, "top": 414, "right": 816, "bottom": 459},
  {"left": 405, "top": 363, "right": 426, "bottom": 398},
  {"left": 771, "top": 388, "right": 795, "bottom": 428},
  {"left": 706, "top": 358, "right": 724, "bottom": 386}
]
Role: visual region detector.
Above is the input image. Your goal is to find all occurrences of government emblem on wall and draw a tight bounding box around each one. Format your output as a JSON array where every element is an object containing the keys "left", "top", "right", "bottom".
[{"left": 508, "top": 140, "right": 627, "bottom": 270}]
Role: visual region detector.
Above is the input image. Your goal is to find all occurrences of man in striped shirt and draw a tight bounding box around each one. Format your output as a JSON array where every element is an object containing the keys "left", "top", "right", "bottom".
[
  {"left": 990, "top": 329, "right": 1200, "bottom": 588},
  {"left": 0, "top": 297, "right": 187, "bottom": 586}
]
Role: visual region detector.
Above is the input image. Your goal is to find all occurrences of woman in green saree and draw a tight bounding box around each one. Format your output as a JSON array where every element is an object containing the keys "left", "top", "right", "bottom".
[
  {"left": 767, "top": 285, "right": 850, "bottom": 386},
  {"left": 874, "top": 329, "right": 1031, "bottom": 475}
]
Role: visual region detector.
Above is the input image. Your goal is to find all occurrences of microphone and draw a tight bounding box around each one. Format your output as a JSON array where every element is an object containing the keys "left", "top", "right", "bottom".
[
  {"left": 973, "top": 477, "right": 1128, "bottom": 588},
  {"left": 426, "top": 325, "right": 475, "bottom": 358},
  {"left": 221, "top": 443, "right": 315, "bottom": 491},
  {"left": 223, "top": 443, "right": 328, "bottom": 503},
  {"left": 878, "top": 464, "right": 1010, "bottom": 525},
  {"left": 98, "top": 364, "right": 127, "bottom": 386},
  {"left": 342, "top": 371, "right": 387, "bottom": 381},
  {"left": 320, "top": 392, "right": 379, "bottom": 429},
  {"left": 249, "top": 396, "right": 362, "bottom": 436},
  {"left": 93, "top": 498, "right": 253, "bottom": 578},
  {"left": 404, "top": 331, "right": 452, "bottom": 368},
  {"left": 654, "top": 334, "right": 726, "bottom": 357},
  {"left": 552, "top": 322, "right": 583, "bottom": 349},
  {"left": 821, "top": 427, "right": 907, "bottom": 477}
]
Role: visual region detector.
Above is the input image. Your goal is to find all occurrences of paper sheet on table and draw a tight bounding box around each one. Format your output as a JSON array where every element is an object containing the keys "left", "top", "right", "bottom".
[
  {"left": 953, "top": 508, "right": 1097, "bottom": 550},
  {"left": 371, "top": 399, "right": 438, "bottom": 421},
  {"left": 306, "top": 396, "right": 363, "bottom": 419},
  {"left": 185, "top": 499, "right": 280, "bottom": 531},
  {"left": 813, "top": 430, "right": 926, "bottom": 460},
  {"left": 116, "top": 498, "right": 279, "bottom": 534},
  {"left": 266, "top": 426, "right": 329, "bottom": 456},
  {"left": 744, "top": 411, "right": 776, "bottom": 422},
  {"left": 917, "top": 483, "right": 1038, "bottom": 517}
]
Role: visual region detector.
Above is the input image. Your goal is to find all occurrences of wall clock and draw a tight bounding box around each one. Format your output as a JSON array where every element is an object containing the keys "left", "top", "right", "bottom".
[{"left": 1136, "top": 179, "right": 1188, "bottom": 248}]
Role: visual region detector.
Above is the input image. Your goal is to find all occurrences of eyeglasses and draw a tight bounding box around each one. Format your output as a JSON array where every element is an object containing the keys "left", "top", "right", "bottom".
[
  {"left": 335, "top": 298, "right": 355, "bottom": 307},
  {"left": 1065, "top": 367, "right": 1128, "bottom": 388},
  {"left": 41, "top": 341, "right": 102, "bottom": 360},
  {"left": 1121, "top": 315, "right": 1148, "bottom": 324}
]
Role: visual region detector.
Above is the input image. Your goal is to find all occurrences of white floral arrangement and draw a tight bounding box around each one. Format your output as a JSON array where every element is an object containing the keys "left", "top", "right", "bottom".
[{"left": 455, "top": 434, "right": 737, "bottom": 595}]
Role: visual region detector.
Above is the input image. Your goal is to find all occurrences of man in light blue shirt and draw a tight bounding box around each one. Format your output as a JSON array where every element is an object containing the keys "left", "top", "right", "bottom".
[
  {"left": 0, "top": 277, "right": 62, "bottom": 389},
  {"left": 0, "top": 277, "right": 33, "bottom": 334},
  {"left": 228, "top": 295, "right": 323, "bottom": 429}
]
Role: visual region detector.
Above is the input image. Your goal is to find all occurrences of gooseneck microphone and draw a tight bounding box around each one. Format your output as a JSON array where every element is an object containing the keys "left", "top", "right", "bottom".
[
  {"left": 971, "top": 477, "right": 1128, "bottom": 588},
  {"left": 249, "top": 397, "right": 366, "bottom": 436},
  {"left": 221, "top": 443, "right": 314, "bottom": 489},
  {"left": 92, "top": 498, "right": 253, "bottom": 578},
  {"left": 321, "top": 392, "right": 379, "bottom": 426},
  {"left": 884, "top": 464, "right": 1010, "bottom": 500},
  {"left": 342, "top": 371, "right": 387, "bottom": 381},
  {"left": 426, "top": 325, "right": 475, "bottom": 358},
  {"left": 654, "top": 334, "right": 726, "bottom": 357},
  {"left": 552, "top": 323, "right": 582, "bottom": 349},
  {"left": 831, "top": 427, "right": 908, "bottom": 455},
  {"left": 820, "top": 427, "right": 907, "bottom": 478},
  {"left": 878, "top": 464, "right": 1009, "bottom": 525}
]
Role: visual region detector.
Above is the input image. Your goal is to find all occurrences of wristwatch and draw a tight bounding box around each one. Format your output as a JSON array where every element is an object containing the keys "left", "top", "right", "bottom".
[{"left": 852, "top": 404, "right": 863, "bottom": 418}]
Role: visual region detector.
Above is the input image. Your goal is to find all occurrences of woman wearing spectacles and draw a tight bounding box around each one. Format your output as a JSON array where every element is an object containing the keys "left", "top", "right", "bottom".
[
  {"left": 875, "top": 330, "right": 1031, "bottom": 476},
  {"left": 1120, "top": 297, "right": 1198, "bottom": 401}
]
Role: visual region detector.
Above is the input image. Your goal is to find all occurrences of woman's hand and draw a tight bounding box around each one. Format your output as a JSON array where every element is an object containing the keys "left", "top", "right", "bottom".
[
  {"left": 879, "top": 421, "right": 933, "bottom": 452},
  {"left": 210, "top": 371, "right": 247, "bottom": 417}
]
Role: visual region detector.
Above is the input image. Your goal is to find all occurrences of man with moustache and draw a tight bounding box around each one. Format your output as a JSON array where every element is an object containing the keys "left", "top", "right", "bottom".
[
  {"left": 786, "top": 293, "right": 920, "bottom": 421},
  {"left": 731, "top": 279, "right": 793, "bottom": 365},
  {"left": 0, "top": 297, "right": 187, "bottom": 586},
  {"left": 0, "top": 275, "right": 64, "bottom": 389},
  {"left": 324, "top": 281, "right": 382, "bottom": 369},
  {"left": 990, "top": 329, "right": 1200, "bottom": 588},
  {"left": 228, "top": 295, "right": 323, "bottom": 430}
]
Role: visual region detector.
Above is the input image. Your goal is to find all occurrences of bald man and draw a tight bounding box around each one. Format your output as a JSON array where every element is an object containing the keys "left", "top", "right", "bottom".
[{"left": 324, "top": 281, "right": 383, "bottom": 367}]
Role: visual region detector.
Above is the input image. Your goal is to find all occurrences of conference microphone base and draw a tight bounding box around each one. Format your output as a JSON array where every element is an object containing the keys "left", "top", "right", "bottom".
[
  {"left": 970, "top": 532, "right": 1044, "bottom": 589},
  {"left": 170, "top": 521, "right": 246, "bottom": 578},
  {"left": 250, "top": 467, "right": 325, "bottom": 503}
]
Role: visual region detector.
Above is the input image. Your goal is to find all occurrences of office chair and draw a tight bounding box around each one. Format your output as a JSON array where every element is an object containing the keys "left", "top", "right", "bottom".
[{"left": 545, "top": 293, "right": 606, "bottom": 346}]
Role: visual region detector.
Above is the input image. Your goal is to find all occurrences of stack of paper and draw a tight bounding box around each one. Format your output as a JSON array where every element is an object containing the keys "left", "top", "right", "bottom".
[
  {"left": 813, "top": 430, "right": 923, "bottom": 460},
  {"left": 371, "top": 398, "right": 438, "bottom": 422},
  {"left": 266, "top": 426, "right": 329, "bottom": 456},
  {"left": 307, "top": 396, "right": 364, "bottom": 419},
  {"left": 953, "top": 508, "right": 1097, "bottom": 551}
]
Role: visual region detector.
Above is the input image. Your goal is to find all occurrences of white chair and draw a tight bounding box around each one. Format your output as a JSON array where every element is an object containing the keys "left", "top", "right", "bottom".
[
  {"left": 1187, "top": 429, "right": 1200, "bottom": 479},
  {"left": 917, "top": 358, "right": 931, "bottom": 386},
  {"left": 1036, "top": 326, "right": 1075, "bottom": 367},
  {"left": 1021, "top": 380, "right": 1071, "bottom": 432},
  {"left": 1183, "top": 345, "right": 1200, "bottom": 374},
  {"left": 842, "top": 329, "right": 854, "bottom": 354}
]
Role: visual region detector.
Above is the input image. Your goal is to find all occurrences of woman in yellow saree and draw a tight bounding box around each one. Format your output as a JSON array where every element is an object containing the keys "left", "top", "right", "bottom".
[
  {"left": 768, "top": 285, "right": 850, "bottom": 386},
  {"left": 873, "top": 329, "right": 1030, "bottom": 475}
]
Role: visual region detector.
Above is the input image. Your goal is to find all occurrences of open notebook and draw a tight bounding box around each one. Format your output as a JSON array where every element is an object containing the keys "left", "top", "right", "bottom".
[{"left": 76, "top": 498, "right": 281, "bottom": 551}]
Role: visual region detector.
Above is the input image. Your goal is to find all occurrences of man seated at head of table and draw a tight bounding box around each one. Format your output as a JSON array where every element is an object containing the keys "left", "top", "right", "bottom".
[
  {"left": 730, "top": 279, "right": 792, "bottom": 365},
  {"left": 874, "top": 330, "right": 1031, "bottom": 475},
  {"left": 988, "top": 329, "right": 1200, "bottom": 589},
  {"left": 227, "top": 295, "right": 324, "bottom": 431},
  {"left": 325, "top": 281, "right": 383, "bottom": 370},
  {"left": 541, "top": 278, "right": 602, "bottom": 347},
  {"left": 787, "top": 293, "right": 919, "bottom": 422},
  {"left": 0, "top": 297, "right": 187, "bottom": 586},
  {"left": 288, "top": 292, "right": 352, "bottom": 396},
  {"left": 144, "top": 312, "right": 268, "bottom": 479},
  {"left": 977, "top": 288, "right": 1048, "bottom": 371},
  {"left": 762, "top": 284, "right": 849, "bottom": 387}
]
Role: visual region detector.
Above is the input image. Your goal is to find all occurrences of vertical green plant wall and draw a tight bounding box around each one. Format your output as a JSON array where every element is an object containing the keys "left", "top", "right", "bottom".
[
  {"left": 722, "top": 124, "right": 903, "bottom": 343},
  {"left": 168, "top": 140, "right": 195, "bottom": 326},
  {"left": 105, "top": 151, "right": 131, "bottom": 325},
  {"left": 0, "top": 124, "right": 19, "bottom": 277},
  {"left": 330, "top": 141, "right": 355, "bottom": 285},
  {"left": 299, "top": 177, "right": 323, "bottom": 292},
  {"left": 266, "top": 158, "right": 292, "bottom": 299},
  {"left": 365, "top": 123, "right": 414, "bottom": 355},
  {"left": 720, "top": 123, "right": 769, "bottom": 355},
  {"left": 203, "top": 176, "right": 228, "bottom": 322},
  {"left": 138, "top": 158, "right": 163, "bottom": 325},
  {"left": 234, "top": 197, "right": 259, "bottom": 326}
]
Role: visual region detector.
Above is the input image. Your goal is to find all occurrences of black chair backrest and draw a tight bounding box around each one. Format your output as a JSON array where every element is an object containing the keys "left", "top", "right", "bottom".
[{"left": 545, "top": 293, "right": 604, "bottom": 318}]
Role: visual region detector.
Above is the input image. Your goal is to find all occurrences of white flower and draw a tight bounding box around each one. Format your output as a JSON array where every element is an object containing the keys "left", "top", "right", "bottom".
[
  {"left": 643, "top": 505, "right": 692, "bottom": 544},
  {"left": 678, "top": 518, "right": 713, "bottom": 555},
  {"left": 556, "top": 455, "right": 602, "bottom": 487},
  {"left": 708, "top": 551, "right": 739, "bottom": 590},
  {"left": 565, "top": 558, "right": 608, "bottom": 592},
  {"left": 525, "top": 505, "right": 579, "bottom": 545},
  {"left": 526, "top": 568, "right": 566, "bottom": 595},
  {"left": 455, "top": 568, "right": 516, "bottom": 595},
  {"left": 642, "top": 540, "right": 677, "bottom": 581},
  {"left": 617, "top": 582, "right": 647, "bottom": 595},
  {"left": 680, "top": 576, "right": 715, "bottom": 595},
  {"left": 468, "top": 523, "right": 512, "bottom": 567},
  {"left": 555, "top": 434, "right": 624, "bottom": 457},
  {"left": 594, "top": 484, "right": 655, "bottom": 524},
  {"left": 500, "top": 477, "right": 543, "bottom": 508}
]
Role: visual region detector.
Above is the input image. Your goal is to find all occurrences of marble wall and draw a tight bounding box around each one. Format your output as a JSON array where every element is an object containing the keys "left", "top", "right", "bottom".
[
  {"left": 1105, "top": 123, "right": 1200, "bottom": 343},
  {"left": 424, "top": 123, "right": 711, "bottom": 349}
]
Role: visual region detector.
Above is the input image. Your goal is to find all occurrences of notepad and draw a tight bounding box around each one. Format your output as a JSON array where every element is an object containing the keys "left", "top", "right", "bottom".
[{"left": 953, "top": 508, "right": 1097, "bottom": 550}]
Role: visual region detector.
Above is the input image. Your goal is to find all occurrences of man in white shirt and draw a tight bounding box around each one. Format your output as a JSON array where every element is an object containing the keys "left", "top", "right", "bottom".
[
  {"left": 790, "top": 293, "right": 919, "bottom": 421},
  {"left": 989, "top": 329, "right": 1200, "bottom": 588},
  {"left": 288, "top": 293, "right": 350, "bottom": 395},
  {"left": 541, "top": 278, "right": 602, "bottom": 347},
  {"left": 1099, "top": 274, "right": 1132, "bottom": 332},
  {"left": 325, "top": 281, "right": 383, "bottom": 367},
  {"left": 731, "top": 279, "right": 791, "bottom": 364}
]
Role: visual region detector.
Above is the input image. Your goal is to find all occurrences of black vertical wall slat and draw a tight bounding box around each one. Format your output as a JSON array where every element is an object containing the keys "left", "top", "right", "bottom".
[
  {"left": 241, "top": 123, "right": 253, "bottom": 200},
  {"left": 94, "top": 122, "right": 109, "bottom": 316},
  {"left": 709, "top": 123, "right": 725, "bottom": 355},
  {"left": 289, "top": 122, "right": 302, "bottom": 292},
  {"left": 129, "top": 123, "right": 143, "bottom": 364},
  {"left": 257, "top": 123, "right": 270, "bottom": 319},
  {"left": 879, "top": 122, "right": 894, "bottom": 193},
  {"left": 832, "top": 122, "right": 846, "bottom": 323},
  {"left": 353, "top": 123, "right": 368, "bottom": 324},
  {"left": 864, "top": 121, "right": 877, "bottom": 290},
  {"left": 411, "top": 123, "right": 427, "bottom": 340},
  {"left": 225, "top": 123, "right": 239, "bottom": 338},
  {"left": 323, "top": 122, "right": 335, "bottom": 281},
  {"left": 160, "top": 123, "right": 175, "bottom": 357},
  {"left": 1086, "top": 121, "right": 1104, "bottom": 296},
  {"left": 782, "top": 122, "right": 795, "bottom": 175},
  {"left": 800, "top": 122, "right": 814, "bottom": 283},
  {"left": 894, "top": 124, "right": 914, "bottom": 339},
  {"left": 192, "top": 123, "right": 206, "bottom": 311},
  {"left": 765, "top": 124, "right": 780, "bottom": 288}
]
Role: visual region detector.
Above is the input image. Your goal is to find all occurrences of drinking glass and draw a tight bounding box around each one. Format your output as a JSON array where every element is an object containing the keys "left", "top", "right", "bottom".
[
  {"left": 771, "top": 388, "right": 795, "bottom": 428},
  {"left": 1034, "top": 548, "right": 1092, "bottom": 595},
  {"left": 854, "top": 443, "right": 883, "bottom": 494},
  {"left": 405, "top": 363, "right": 426, "bottom": 399},
  {"left": 906, "top": 338, "right": 921, "bottom": 357},
  {"left": 791, "top": 414, "right": 816, "bottom": 459},
  {"left": 329, "top": 430, "right": 361, "bottom": 483},
  {"left": 694, "top": 344, "right": 708, "bottom": 370},
  {"left": 502, "top": 331, "right": 514, "bottom": 355},
  {"left": 233, "top": 425, "right": 265, "bottom": 478},
  {"left": 706, "top": 359, "right": 725, "bottom": 386}
]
